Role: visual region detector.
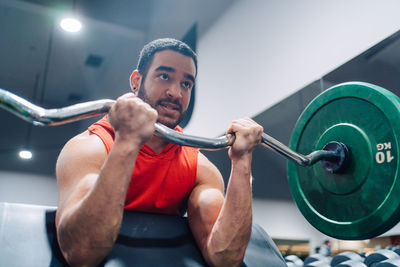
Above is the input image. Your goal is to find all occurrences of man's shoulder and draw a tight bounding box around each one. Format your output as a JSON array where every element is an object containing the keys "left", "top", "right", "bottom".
[
  {"left": 70, "top": 130, "right": 105, "bottom": 146},
  {"left": 59, "top": 131, "right": 108, "bottom": 164}
]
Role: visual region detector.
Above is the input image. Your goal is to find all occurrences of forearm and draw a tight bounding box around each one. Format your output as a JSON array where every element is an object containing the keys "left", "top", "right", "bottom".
[
  {"left": 57, "top": 137, "right": 140, "bottom": 266},
  {"left": 207, "top": 156, "right": 253, "bottom": 266}
]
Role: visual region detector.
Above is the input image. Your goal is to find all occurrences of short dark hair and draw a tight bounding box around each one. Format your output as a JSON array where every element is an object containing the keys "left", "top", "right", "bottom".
[{"left": 136, "top": 38, "right": 197, "bottom": 79}]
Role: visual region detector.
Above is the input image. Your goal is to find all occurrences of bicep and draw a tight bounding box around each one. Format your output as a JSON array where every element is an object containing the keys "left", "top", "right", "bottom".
[
  {"left": 187, "top": 152, "right": 225, "bottom": 251},
  {"left": 55, "top": 131, "right": 107, "bottom": 225}
]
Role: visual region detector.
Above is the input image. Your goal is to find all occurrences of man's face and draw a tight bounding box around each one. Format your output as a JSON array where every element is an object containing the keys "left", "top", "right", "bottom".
[{"left": 136, "top": 50, "right": 196, "bottom": 128}]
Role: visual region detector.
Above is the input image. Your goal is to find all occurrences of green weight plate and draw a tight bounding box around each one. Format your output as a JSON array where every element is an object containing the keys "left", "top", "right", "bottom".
[{"left": 288, "top": 82, "right": 400, "bottom": 240}]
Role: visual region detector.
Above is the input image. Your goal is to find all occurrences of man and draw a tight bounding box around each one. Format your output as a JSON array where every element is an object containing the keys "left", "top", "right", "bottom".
[
  {"left": 55, "top": 38, "right": 263, "bottom": 267},
  {"left": 319, "top": 240, "right": 332, "bottom": 256}
]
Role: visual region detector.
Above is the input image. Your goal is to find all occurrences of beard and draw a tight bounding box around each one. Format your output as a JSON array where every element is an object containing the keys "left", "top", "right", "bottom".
[{"left": 137, "top": 83, "right": 187, "bottom": 129}]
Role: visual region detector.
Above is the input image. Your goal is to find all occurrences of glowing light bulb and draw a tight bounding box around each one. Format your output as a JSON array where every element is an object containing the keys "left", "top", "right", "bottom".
[
  {"left": 60, "top": 17, "right": 82, "bottom": 33},
  {"left": 19, "top": 150, "right": 32, "bottom": 160}
]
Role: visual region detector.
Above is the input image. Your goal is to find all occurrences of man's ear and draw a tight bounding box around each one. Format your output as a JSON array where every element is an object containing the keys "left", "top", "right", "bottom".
[{"left": 129, "top": 70, "right": 141, "bottom": 94}]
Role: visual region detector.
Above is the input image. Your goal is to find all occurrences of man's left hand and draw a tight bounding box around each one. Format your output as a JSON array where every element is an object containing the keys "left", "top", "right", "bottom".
[{"left": 226, "top": 117, "right": 263, "bottom": 160}]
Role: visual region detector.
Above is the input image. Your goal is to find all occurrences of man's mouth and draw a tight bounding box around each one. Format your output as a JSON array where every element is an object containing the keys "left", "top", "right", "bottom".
[
  {"left": 155, "top": 99, "right": 186, "bottom": 127},
  {"left": 158, "top": 101, "right": 181, "bottom": 112}
]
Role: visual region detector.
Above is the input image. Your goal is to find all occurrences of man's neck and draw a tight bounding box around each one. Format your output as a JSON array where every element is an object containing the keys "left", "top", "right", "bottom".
[{"left": 145, "top": 134, "right": 170, "bottom": 154}]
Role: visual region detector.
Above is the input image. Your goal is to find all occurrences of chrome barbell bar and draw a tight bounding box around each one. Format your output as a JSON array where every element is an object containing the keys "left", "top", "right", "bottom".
[{"left": 0, "top": 88, "right": 342, "bottom": 166}]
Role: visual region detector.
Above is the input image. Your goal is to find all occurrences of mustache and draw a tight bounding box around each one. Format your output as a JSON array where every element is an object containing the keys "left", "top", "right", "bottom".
[{"left": 156, "top": 98, "right": 182, "bottom": 111}]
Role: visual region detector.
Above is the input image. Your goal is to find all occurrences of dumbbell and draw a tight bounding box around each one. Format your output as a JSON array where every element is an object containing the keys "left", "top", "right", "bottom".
[
  {"left": 365, "top": 249, "right": 399, "bottom": 267},
  {"left": 331, "top": 251, "right": 364, "bottom": 266},
  {"left": 303, "top": 253, "right": 331, "bottom": 266},
  {"left": 285, "top": 255, "right": 303, "bottom": 267},
  {"left": 336, "top": 260, "right": 367, "bottom": 267}
]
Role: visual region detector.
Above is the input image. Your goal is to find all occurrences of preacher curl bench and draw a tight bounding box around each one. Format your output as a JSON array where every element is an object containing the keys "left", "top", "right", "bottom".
[{"left": 0, "top": 202, "right": 287, "bottom": 266}]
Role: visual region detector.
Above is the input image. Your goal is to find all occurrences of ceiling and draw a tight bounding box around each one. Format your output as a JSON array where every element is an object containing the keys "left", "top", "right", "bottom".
[{"left": 0, "top": 0, "right": 235, "bottom": 175}]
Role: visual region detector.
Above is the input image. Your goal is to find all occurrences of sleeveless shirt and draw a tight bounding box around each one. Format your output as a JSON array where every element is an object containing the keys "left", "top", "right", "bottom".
[{"left": 88, "top": 116, "right": 198, "bottom": 215}]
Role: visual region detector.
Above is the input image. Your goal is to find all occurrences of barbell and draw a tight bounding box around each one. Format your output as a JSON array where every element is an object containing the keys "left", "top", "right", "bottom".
[{"left": 1, "top": 81, "right": 399, "bottom": 240}]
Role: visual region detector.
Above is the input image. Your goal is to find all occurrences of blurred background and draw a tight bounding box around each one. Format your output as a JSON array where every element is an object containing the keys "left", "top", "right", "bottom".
[{"left": 1, "top": 0, "right": 400, "bottom": 257}]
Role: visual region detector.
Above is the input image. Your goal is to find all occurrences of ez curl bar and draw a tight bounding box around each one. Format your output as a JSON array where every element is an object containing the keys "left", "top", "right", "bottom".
[{"left": 0, "top": 87, "right": 345, "bottom": 168}]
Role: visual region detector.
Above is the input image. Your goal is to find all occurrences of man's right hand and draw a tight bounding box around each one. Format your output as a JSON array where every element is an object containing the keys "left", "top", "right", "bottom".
[{"left": 108, "top": 93, "right": 158, "bottom": 146}]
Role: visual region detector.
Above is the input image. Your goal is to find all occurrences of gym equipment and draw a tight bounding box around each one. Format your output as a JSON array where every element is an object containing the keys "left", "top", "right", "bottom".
[
  {"left": 0, "top": 202, "right": 286, "bottom": 267},
  {"left": 376, "top": 257, "right": 400, "bottom": 266},
  {"left": 304, "top": 261, "right": 331, "bottom": 267},
  {"left": 336, "top": 260, "right": 367, "bottom": 267},
  {"left": 0, "top": 86, "right": 345, "bottom": 161},
  {"left": 2, "top": 82, "right": 400, "bottom": 239},
  {"left": 288, "top": 82, "right": 400, "bottom": 239},
  {"left": 386, "top": 246, "right": 400, "bottom": 256},
  {"left": 365, "top": 249, "right": 400, "bottom": 267},
  {"left": 303, "top": 253, "right": 331, "bottom": 266},
  {"left": 285, "top": 254, "right": 304, "bottom": 267},
  {"left": 332, "top": 251, "right": 364, "bottom": 266}
]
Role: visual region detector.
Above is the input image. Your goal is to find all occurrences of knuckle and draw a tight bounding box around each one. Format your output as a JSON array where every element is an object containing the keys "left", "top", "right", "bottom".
[
  {"left": 150, "top": 108, "right": 158, "bottom": 117},
  {"left": 115, "top": 98, "right": 124, "bottom": 106},
  {"left": 122, "top": 92, "right": 135, "bottom": 99}
]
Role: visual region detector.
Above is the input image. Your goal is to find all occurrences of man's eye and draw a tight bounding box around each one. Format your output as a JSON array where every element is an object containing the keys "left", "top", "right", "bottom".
[
  {"left": 182, "top": 81, "right": 192, "bottom": 89},
  {"left": 160, "top": 73, "right": 169, "bottom": 80}
]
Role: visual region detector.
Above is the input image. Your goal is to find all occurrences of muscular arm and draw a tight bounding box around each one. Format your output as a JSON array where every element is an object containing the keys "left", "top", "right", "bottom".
[
  {"left": 188, "top": 118, "right": 263, "bottom": 267},
  {"left": 55, "top": 94, "right": 157, "bottom": 266}
]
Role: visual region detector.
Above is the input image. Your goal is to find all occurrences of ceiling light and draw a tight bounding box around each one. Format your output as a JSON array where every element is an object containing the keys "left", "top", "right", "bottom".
[
  {"left": 19, "top": 150, "right": 32, "bottom": 160},
  {"left": 60, "top": 17, "right": 82, "bottom": 33}
]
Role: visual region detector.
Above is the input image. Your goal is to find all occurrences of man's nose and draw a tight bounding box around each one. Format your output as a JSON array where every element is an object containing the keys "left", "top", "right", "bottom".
[{"left": 166, "top": 83, "right": 182, "bottom": 99}]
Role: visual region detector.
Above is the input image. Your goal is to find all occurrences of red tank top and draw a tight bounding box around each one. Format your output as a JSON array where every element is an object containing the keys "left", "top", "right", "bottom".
[{"left": 88, "top": 116, "right": 198, "bottom": 215}]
